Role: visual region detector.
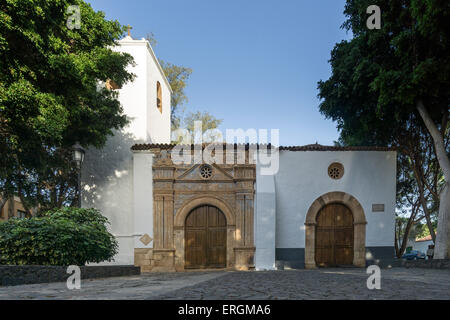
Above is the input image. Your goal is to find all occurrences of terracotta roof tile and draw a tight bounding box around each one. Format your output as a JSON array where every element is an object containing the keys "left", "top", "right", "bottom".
[
  {"left": 416, "top": 234, "right": 435, "bottom": 242},
  {"left": 131, "top": 143, "right": 395, "bottom": 152}
]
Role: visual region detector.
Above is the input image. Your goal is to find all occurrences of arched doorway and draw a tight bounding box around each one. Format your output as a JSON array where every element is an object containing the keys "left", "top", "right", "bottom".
[
  {"left": 315, "top": 203, "right": 354, "bottom": 267},
  {"left": 185, "top": 205, "right": 227, "bottom": 269},
  {"left": 305, "top": 191, "right": 366, "bottom": 268}
]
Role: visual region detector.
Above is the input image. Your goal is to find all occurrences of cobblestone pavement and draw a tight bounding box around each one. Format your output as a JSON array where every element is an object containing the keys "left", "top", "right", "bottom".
[{"left": 0, "top": 268, "right": 449, "bottom": 300}]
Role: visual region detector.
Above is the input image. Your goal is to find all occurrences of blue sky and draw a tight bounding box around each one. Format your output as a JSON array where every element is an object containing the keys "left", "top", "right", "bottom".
[{"left": 89, "top": 0, "right": 351, "bottom": 146}]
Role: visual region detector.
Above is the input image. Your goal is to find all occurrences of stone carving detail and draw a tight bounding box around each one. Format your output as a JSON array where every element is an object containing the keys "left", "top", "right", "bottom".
[
  {"left": 139, "top": 234, "right": 152, "bottom": 246},
  {"left": 176, "top": 164, "right": 233, "bottom": 182},
  {"left": 154, "top": 150, "right": 173, "bottom": 166},
  {"left": 154, "top": 181, "right": 173, "bottom": 190},
  {"left": 328, "top": 162, "right": 344, "bottom": 180},
  {"left": 199, "top": 164, "right": 213, "bottom": 179},
  {"left": 147, "top": 148, "right": 256, "bottom": 272}
]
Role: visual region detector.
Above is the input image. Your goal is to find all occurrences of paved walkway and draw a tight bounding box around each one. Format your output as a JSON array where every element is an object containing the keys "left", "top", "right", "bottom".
[{"left": 1, "top": 268, "right": 449, "bottom": 300}]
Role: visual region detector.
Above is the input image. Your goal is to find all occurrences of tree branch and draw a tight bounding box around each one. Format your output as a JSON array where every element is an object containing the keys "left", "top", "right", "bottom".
[
  {"left": 441, "top": 107, "right": 448, "bottom": 137},
  {"left": 417, "top": 100, "right": 450, "bottom": 180},
  {"left": 412, "top": 163, "right": 437, "bottom": 243}
]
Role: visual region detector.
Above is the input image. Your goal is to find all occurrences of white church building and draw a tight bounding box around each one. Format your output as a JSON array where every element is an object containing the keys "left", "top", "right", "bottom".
[{"left": 82, "top": 34, "right": 397, "bottom": 271}]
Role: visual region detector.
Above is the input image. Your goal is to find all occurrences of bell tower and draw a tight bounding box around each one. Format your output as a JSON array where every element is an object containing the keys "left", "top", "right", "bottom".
[{"left": 111, "top": 27, "right": 172, "bottom": 143}]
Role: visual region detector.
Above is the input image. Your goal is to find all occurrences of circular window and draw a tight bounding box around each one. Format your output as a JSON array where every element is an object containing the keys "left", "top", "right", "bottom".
[
  {"left": 199, "top": 164, "right": 213, "bottom": 179},
  {"left": 328, "top": 162, "right": 344, "bottom": 180}
]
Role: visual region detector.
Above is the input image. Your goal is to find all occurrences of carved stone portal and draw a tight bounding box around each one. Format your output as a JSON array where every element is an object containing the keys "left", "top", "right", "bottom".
[{"left": 140, "top": 146, "right": 256, "bottom": 272}]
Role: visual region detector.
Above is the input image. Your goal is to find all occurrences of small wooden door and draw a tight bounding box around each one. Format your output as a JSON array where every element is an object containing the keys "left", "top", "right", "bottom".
[
  {"left": 315, "top": 203, "right": 354, "bottom": 267},
  {"left": 185, "top": 205, "right": 227, "bottom": 269}
]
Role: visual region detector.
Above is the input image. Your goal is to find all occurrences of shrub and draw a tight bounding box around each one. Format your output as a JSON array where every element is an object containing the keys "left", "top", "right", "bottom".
[{"left": 0, "top": 208, "right": 118, "bottom": 266}]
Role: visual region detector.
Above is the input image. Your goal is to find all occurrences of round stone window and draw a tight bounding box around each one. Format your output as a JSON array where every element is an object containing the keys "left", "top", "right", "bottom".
[
  {"left": 328, "top": 162, "right": 344, "bottom": 180},
  {"left": 199, "top": 164, "right": 213, "bottom": 179}
]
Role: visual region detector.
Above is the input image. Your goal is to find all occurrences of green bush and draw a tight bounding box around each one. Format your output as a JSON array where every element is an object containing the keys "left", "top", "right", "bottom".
[{"left": 0, "top": 208, "right": 118, "bottom": 266}]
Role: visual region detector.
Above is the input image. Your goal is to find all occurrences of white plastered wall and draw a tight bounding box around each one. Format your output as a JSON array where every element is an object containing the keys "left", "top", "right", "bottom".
[
  {"left": 82, "top": 37, "right": 170, "bottom": 265},
  {"left": 254, "top": 150, "right": 397, "bottom": 269},
  {"left": 254, "top": 170, "right": 276, "bottom": 270},
  {"left": 132, "top": 152, "right": 154, "bottom": 250}
]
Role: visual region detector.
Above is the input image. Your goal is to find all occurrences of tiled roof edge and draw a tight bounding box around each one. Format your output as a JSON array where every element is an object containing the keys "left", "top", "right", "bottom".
[{"left": 131, "top": 143, "right": 396, "bottom": 152}]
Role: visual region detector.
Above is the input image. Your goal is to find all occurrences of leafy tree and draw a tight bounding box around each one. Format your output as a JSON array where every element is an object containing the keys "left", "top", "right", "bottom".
[
  {"left": 318, "top": 0, "right": 450, "bottom": 258},
  {"left": 395, "top": 139, "right": 441, "bottom": 257},
  {"left": 183, "top": 111, "right": 223, "bottom": 135},
  {"left": 415, "top": 221, "right": 438, "bottom": 239},
  {"left": 146, "top": 34, "right": 219, "bottom": 144},
  {"left": 0, "top": 0, "right": 135, "bottom": 212},
  {"left": 159, "top": 60, "right": 192, "bottom": 128},
  {"left": 145, "top": 32, "right": 157, "bottom": 47},
  {"left": 173, "top": 111, "right": 223, "bottom": 143},
  {"left": 144, "top": 33, "right": 193, "bottom": 128}
]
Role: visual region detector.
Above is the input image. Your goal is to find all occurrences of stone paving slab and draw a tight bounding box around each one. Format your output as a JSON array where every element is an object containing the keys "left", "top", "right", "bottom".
[
  {"left": 155, "top": 268, "right": 450, "bottom": 300},
  {"left": 0, "top": 268, "right": 449, "bottom": 300},
  {"left": 0, "top": 271, "right": 225, "bottom": 300}
]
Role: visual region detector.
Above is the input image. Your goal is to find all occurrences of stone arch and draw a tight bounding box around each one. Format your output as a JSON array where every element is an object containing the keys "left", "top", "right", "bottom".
[
  {"left": 175, "top": 195, "right": 235, "bottom": 227},
  {"left": 304, "top": 191, "right": 367, "bottom": 268},
  {"left": 173, "top": 195, "right": 236, "bottom": 271}
]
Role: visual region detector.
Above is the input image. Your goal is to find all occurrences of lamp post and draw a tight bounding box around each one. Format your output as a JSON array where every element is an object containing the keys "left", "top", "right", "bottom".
[{"left": 72, "top": 142, "right": 85, "bottom": 208}]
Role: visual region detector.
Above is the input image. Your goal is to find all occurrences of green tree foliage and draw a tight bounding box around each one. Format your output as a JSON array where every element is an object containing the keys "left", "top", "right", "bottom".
[
  {"left": 147, "top": 34, "right": 219, "bottom": 143},
  {"left": 144, "top": 33, "right": 193, "bottom": 128},
  {"left": 394, "top": 127, "right": 445, "bottom": 244},
  {"left": 318, "top": 0, "right": 448, "bottom": 147},
  {"left": 183, "top": 111, "right": 223, "bottom": 135},
  {"left": 0, "top": 208, "right": 118, "bottom": 265},
  {"left": 159, "top": 60, "right": 192, "bottom": 128},
  {"left": 173, "top": 111, "right": 223, "bottom": 144},
  {"left": 318, "top": 0, "right": 449, "bottom": 257},
  {"left": 415, "top": 221, "right": 438, "bottom": 239},
  {"left": 0, "top": 0, "right": 135, "bottom": 211}
]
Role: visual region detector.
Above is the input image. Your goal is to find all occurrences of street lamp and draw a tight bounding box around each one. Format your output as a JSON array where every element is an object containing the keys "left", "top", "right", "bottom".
[{"left": 72, "top": 142, "right": 85, "bottom": 208}]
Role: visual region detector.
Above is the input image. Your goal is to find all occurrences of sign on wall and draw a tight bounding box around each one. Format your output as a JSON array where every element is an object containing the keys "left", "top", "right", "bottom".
[{"left": 372, "top": 204, "right": 385, "bottom": 212}]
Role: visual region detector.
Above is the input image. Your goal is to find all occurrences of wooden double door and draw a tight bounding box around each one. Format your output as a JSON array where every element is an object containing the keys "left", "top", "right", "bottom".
[
  {"left": 315, "top": 203, "right": 354, "bottom": 267},
  {"left": 185, "top": 205, "right": 227, "bottom": 269}
]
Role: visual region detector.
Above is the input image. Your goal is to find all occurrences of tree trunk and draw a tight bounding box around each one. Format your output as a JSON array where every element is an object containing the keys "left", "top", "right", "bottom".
[
  {"left": 0, "top": 197, "right": 7, "bottom": 214},
  {"left": 417, "top": 181, "right": 437, "bottom": 243},
  {"left": 395, "top": 202, "right": 419, "bottom": 258},
  {"left": 412, "top": 161, "right": 437, "bottom": 243},
  {"left": 17, "top": 188, "right": 32, "bottom": 218},
  {"left": 394, "top": 221, "right": 399, "bottom": 257},
  {"left": 434, "top": 183, "right": 450, "bottom": 259},
  {"left": 396, "top": 221, "right": 415, "bottom": 258},
  {"left": 417, "top": 101, "right": 450, "bottom": 259},
  {"left": 7, "top": 197, "right": 15, "bottom": 218},
  {"left": 400, "top": 215, "right": 416, "bottom": 257}
]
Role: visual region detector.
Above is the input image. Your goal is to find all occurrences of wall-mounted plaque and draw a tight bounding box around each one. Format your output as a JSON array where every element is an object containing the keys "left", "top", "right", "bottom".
[{"left": 372, "top": 204, "right": 385, "bottom": 212}]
